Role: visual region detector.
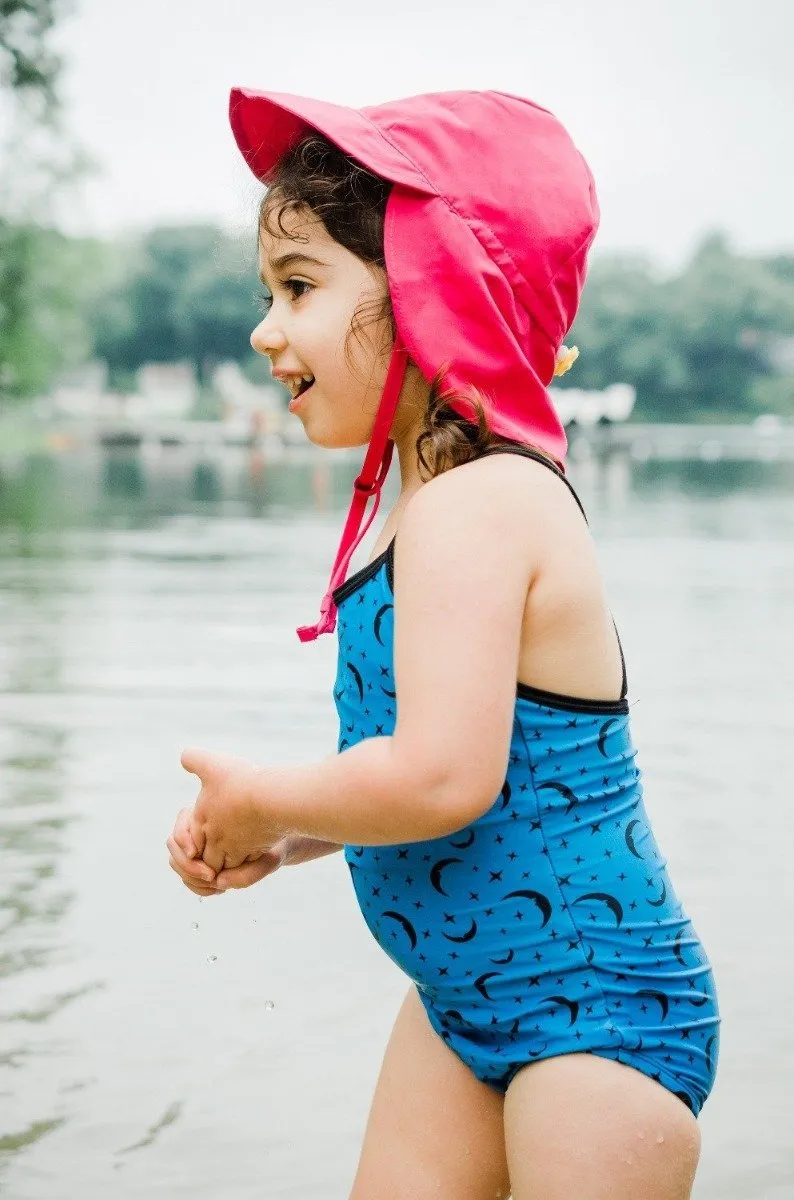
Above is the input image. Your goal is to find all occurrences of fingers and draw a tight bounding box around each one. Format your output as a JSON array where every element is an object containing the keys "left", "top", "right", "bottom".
[
  {"left": 168, "top": 854, "right": 220, "bottom": 895},
  {"left": 213, "top": 848, "right": 284, "bottom": 892},
  {"left": 167, "top": 835, "right": 216, "bottom": 885},
  {"left": 172, "top": 807, "right": 199, "bottom": 860}
]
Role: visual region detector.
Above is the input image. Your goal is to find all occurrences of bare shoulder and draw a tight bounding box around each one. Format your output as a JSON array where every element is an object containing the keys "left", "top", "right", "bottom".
[{"left": 397, "top": 452, "right": 588, "bottom": 560}]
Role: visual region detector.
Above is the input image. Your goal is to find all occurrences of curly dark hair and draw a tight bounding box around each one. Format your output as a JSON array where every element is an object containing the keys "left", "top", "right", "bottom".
[{"left": 259, "top": 133, "right": 551, "bottom": 479}]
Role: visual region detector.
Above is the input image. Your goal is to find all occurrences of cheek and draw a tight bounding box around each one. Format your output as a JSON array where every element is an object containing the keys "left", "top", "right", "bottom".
[{"left": 304, "top": 390, "right": 377, "bottom": 449}]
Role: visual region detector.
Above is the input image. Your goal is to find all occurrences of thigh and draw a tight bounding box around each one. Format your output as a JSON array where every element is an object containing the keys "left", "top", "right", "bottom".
[
  {"left": 350, "top": 985, "right": 511, "bottom": 1200},
  {"left": 503, "top": 1053, "right": 701, "bottom": 1200}
]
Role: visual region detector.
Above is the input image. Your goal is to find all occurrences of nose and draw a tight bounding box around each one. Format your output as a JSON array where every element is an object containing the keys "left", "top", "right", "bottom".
[{"left": 250, "top": 314, "right": 287, "bottom": 357}]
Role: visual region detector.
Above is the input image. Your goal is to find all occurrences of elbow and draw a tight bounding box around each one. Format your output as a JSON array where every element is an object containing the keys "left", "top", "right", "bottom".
[
  {"left": 395, "top": 749, "right": 505, "bottom": 839},
  {"left": 430, "top": 770, "right": 506, "bottom": 837}
]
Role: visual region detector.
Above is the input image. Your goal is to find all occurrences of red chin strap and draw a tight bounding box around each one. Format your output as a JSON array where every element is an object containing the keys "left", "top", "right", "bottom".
[{"left": 296, "top": 336, "right": 409, "bottom": 642}]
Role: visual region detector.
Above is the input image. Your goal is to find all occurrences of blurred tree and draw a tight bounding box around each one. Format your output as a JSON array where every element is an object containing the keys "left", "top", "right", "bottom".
[
  {"left": 90, "top": 225, "right": 267, "bottom": 391},
  {"left": 0, "top": 1, "right": 63, "bottom": 115},
  {"left": 0, "top": 1, "right": 96, "bottom": 404},
  {"left": 562, "top": 232, "right": 794, "bottom": 421},
  {"left": 81, "top": 222, "right": 794, "bottom": 423}
]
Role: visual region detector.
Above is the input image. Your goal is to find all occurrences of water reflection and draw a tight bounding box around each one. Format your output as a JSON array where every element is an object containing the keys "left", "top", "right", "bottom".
[
  {"left": 0, "top": 444, "right": 791, "bottom": 1197},
  {"left": 0, "top": 717, "right": 77, "bottom": 1167}
]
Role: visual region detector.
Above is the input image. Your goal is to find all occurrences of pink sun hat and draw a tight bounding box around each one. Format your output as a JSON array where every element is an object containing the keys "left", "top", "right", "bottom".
[{"left": 229, "top": 87, "right": 600, "bottom": 640}]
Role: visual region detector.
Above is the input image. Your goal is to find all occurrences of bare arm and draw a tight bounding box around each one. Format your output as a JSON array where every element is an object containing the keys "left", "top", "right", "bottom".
[
  {"left": 185, "top": 457, "right": 540, "bottom": 873},
  {"left": 282, "top": 835, "right": 343, "bottom": 866}
]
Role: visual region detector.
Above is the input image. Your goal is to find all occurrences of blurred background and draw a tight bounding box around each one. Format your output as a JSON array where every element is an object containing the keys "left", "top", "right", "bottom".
[{"left": 1, "top": 2, "right": 792, "bottom": 1197}]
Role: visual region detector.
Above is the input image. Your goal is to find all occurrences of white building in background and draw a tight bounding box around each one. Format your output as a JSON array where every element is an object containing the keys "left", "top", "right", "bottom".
[
  {"left": 47, "top": 360, "right": 110, "bottom": 416},
  {"left": 133, "top": 363, "right": 197, "bottom": 419},
  {"left": 211, "top": 360, "right": 285, "bottom": 434},
  {"left": 550, "top": 382, "right": 636, "bottom": 428}
]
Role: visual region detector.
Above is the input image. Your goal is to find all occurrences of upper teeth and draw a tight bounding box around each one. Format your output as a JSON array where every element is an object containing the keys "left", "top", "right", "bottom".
[{"left": 286, "top": 374, "right": 313, "bottom": 398}]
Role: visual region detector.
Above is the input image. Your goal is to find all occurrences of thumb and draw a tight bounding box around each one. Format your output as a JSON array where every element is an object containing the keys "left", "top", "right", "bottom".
[
  {"left": 214, "top": 851, "right": 283, "bottom": 891},
  {"left": 180, "top": 746, "right": 216, "bottom": 780}
]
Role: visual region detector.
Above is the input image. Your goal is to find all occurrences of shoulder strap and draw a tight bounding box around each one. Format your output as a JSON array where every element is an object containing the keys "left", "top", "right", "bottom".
[
  {"left": 481, "top": 445, "right": 628, "bottom": 699},
  {"left": 479, "top": 444, "right": 589, "bottom": 524}
]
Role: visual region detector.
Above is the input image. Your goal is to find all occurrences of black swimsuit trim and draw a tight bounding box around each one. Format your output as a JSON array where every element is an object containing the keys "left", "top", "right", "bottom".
[
  {"left": 332, "top": 447, "right": 628, "bottom": 707},
  {"left": 516, "top": 681, "right": 628, "bottom": 715},
  {"left": 332, "top": 539, "right": 395, "bottom": 606}
]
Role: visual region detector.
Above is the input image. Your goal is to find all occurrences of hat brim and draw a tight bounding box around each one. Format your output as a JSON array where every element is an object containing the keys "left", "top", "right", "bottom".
[{"left": 229, "top": 87, "right": 435, "bottom": 194}]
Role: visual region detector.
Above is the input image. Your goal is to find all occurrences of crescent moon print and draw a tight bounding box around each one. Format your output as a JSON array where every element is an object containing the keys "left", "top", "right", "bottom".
[
  {"left": 673, "top": 927, "right": 690, "bottom": 966},
  {"left": 346, "top": 661, "right": 364, "bottom": 703},
  {"left": 572, "top": 891, "right": 624, "bottom": 927},
  {"left": 339, "top": 738, "right": 350, "bottom": 750},
  {"left": 373, "top": 604, "right": 393, "bottom": 646},
  {"left": 380, "top": 685, "right": 397, "bottom": 698},
  {"left": 442, "top": 918, "right": 478, "bottom": 944},
  {"left": 490, "top": 947, "right": 515, "bottom": 965},
  {"left": 527, "top": 1042, "right": 548, "bottom": 1058},
  {"left": 597, "top": 718, "right": 620, "bottom": 757},
  {"left": 430, "top": 857, "right": 464, "bottom": 896},
  {"left": 636, "top": 989, "right": 669, "bottom": 1021},
  {"left": 647, "top": 878, "right": 667, "bottom": 907},
  {"left": 585, "top": 944, "right": 595, "bottom": 964},
  {"left": 537, "top": 780, "right": 578, "bottom": 813},
  {"left": 545, "top": 995, "right": 580, "bottom": 1026},
  {"left": 474, "top": 971, "right": 502, "bottom": 1001},
  {"left": 624, "top": 819, "right": 645, "bottom": 859},
  {"left": 381, "top": 910, "right": 418, "bottom": 951},
  {"left": 705, "top": 1034, "right": 717, "bottom": 1074},
  {"left": 502, "top": 889, "right": 552, "bottom": 927},
  {"left": 688, "top": 992, "right": 709, "bottom": 1008},
  {"left": 448, "top": 829, "right": 475, "bottom": 849},
  {"left": 441, "top": 1009, "right": 465, "bottom": 1026},
  {"left": 500, "top": 782, "right": 511, "bottom": 810}
]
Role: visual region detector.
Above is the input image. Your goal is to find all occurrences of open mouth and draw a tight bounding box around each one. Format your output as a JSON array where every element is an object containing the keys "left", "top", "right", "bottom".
[{"left": 296, "top": 375, "right": 314, "bottom": 397}]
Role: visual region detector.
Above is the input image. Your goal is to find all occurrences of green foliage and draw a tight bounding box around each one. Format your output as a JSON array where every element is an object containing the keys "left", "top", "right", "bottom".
[
  {"left": 0, "top": 222, "right": 104, "bottom": 398},
  {"left": 0, "top": 1, "right": 66, "bottom": 116},
  {"left": 90, "top": 226, "right": 261, "bottom": 390},
  {"left": 1, "top": 216, "right": 793, "bottom": 420},
  {"left": 563, "top": 232, "right": 794, "bottom": 420}
]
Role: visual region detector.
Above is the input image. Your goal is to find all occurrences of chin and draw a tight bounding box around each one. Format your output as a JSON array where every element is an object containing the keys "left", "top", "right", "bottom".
[{"left": 302, "top": 418, "right": 370, "bottom": 451}]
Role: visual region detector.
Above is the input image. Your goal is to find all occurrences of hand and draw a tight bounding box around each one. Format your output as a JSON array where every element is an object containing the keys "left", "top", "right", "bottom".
[
  {"left": 168, "top": 804, "right": 293, "bottom": 896},
  {"left": 179, "top": 747, "right": 288, "bottom": 875}
]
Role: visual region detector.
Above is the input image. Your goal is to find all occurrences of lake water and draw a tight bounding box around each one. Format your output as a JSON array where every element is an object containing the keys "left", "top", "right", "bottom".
[{"left": 1, "top": 445, "right": 792, "bottom": 1198}]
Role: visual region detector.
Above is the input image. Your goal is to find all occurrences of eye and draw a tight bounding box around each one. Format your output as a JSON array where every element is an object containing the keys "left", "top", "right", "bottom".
[
  {"left": 284, "top": 278, "right": 313, "bottom": 301},
  {"left": 254, "top": 278, "right": 313, "bottom": 316},
  {"left": 255, "top": 288, "right": 273, "bottom": 315}
]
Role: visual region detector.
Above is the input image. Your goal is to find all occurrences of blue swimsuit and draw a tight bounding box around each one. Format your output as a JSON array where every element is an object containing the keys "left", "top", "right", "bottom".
[{"left": 331, "top": 447, "right": 720, "bottom": 1115}]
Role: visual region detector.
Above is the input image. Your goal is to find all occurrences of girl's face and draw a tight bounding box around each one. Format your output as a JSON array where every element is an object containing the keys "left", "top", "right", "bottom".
[{"left": 251, "top": 205, "right": 393, "bottom": 449}]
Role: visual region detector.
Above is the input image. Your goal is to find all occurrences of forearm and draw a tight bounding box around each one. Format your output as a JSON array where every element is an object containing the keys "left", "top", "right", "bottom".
[
  {"left": 283, "top": 835, "right": 343, "bottom": 865},
  {"left": 256, "top": 736, "right": 467, "bottom": 847}
]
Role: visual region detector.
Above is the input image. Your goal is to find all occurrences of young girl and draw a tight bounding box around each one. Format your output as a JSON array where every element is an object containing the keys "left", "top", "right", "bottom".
[{"left": 167, "top": 89, "right": 720, "bottom": 1199}]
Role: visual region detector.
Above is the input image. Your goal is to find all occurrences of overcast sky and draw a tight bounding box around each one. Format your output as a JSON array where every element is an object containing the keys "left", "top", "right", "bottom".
[{"left": 46, "top": 0, "right": 794, "bottom": 266}]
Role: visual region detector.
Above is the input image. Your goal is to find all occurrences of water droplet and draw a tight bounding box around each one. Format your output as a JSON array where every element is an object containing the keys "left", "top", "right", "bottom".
[
  {"left": 206, "top": 954, "right": 218, "bottom": 964},
  {"left": 192, "top": 922, "right": 199, "bottom": 931},
  {"left": 656, "top": 1134, "right": 665, "bottom": 1144},
  {"left": 637, "top": 1131, "right": 646, "bottom": 1140},
  {"left": 264, "top": 999, "right": 275, "bottom": 1011}
]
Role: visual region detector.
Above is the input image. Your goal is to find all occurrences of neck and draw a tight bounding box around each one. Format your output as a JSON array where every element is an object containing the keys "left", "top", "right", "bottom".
[{"left": 389, "top": 362, "right": 429, "bottom": 499}]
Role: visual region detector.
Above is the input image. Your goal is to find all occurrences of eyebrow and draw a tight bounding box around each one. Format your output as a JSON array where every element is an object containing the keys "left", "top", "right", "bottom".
[{"left": 258, "top": 252, "right": 329, "bottom": 286}]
